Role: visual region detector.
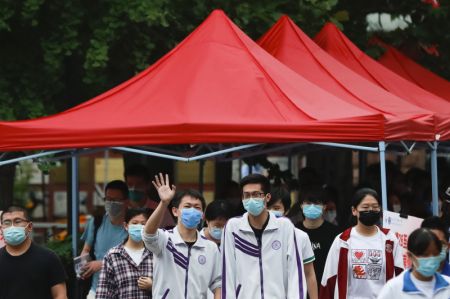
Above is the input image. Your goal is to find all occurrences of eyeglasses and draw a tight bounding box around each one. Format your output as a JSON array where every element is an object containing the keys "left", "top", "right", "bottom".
[
  {"left": 242, "top": 191, "right": 266, "bottom": 200},
  {"left": 1, "top": 218, "right": 29, "bottom": 228}
]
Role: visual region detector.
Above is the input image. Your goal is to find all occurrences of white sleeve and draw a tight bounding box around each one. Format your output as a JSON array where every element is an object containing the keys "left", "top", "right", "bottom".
[
  {"left": 288, "top": 226, "right": 307, "bottom": 299},
  {"left": 300, "top": 232, "right": 315, "bottom": 264},
  {"left": 142, "top": 228, "right": 168, "bottom": 256},
  {"left": 209, "top": 246, "right": 222, "bottom": 292},
  {"left": 220, "top": 223, "right": 236, "bottom": 299}
]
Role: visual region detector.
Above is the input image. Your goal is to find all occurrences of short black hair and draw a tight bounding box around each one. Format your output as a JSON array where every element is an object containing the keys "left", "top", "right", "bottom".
[
  {"left": 240, "top": 174, "right": 270, "bottom": 194},
  {"left": 421, "top": 216, "right": 449, "bottom": 240},
  {"left": 125, "top": 208, "right": 152, "bottom": 223},
  {"left": 268, "top": 186, "right": 291, "bottom": 211},
  {"left": 124, "top": 164, "right": 150, "bottom": 182},
  {"left": 171, "top": 189, "right": 206, "bottom": 211},
  {"left": 205, "top": 200, "right": 231, "bottom": 221},
  {"left": 301, "top": 188, "right": 325, "bottom": 204},
  {"left": 352, "top": 187, "right": 380, "bottom": 208},
  {"left": 105, "top": 180, "right": 129, "bottom": 199},
  {"left": 408, "top": 228, "right": 442, "bottom": 256},
  {"left": 1, "top": 206, "right": 30, "bottom": 223}
]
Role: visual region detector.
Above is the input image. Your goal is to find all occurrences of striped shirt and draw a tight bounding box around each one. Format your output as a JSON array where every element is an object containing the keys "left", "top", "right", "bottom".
[{"left": 95, "top": 244, "right": 153, "bottom": 299}]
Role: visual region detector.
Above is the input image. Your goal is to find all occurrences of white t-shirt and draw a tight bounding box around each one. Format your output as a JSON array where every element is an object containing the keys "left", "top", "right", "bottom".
[
  {"left": 347, "top": 227, "right": 386, "bottom": 299},
  {"left": 124, "top": 246, "right": 145, "bottom": 266},
  {"left": 410, "top": 273, "right": 435, "bottom": 298}
]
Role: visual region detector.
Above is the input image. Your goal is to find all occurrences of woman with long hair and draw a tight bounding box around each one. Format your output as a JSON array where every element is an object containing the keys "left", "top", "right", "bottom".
[{"left": 319, "top": 188, "right": 404, "bottom": 299}]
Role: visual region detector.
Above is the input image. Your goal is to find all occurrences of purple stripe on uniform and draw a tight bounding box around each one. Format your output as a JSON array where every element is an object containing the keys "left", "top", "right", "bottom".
[
  {"left": 236, "top": 284, "right": 241, "bottom": 297},
  {"left": 173, "top": 254, "right": 188, "bottom": 269},
  {"left": 222, "top": 225, "right": 227, "bottom": 299},
  {"left": 235, "top": 243, "right": 260, "bottom": 257},
  {"left": 162, "top": 288, "right": 170, "bottom": 299},
  {"left": 293, "top": 231, "right": 304, "bottom": 299},
  {"left": 166, "top": 241, "right": 188, "bottom": 263},
  {"left": 232, "top": 232, "right": 259, "bottom": 250},
  {"left": 234, "top": 238, "right": 260, "bottom": 255}
]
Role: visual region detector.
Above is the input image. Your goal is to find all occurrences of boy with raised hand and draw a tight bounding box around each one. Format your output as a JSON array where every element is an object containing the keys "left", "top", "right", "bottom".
[
  {"left": 142, "top": 173, "right": 221, "bottom": 299},
  {"left": 221, "top": 174, "right": 306, "bottom": 299}
]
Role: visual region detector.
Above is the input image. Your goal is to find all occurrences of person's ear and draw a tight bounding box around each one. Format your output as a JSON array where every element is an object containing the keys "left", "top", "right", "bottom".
[
  {"left": 265, "top": 193, "right": 271, "bottom": 203},
  {"left": 172, "top": 206, "right": 179, "bottom": 218},
  {"left": 124, "top": 222, "right": 128, "bottom": 230},
  {"left": 26, "top": 222, "right": 33, "bottom": 233},
  {"left": 351, "top": 206, "right": 358, "bottom": 217}
]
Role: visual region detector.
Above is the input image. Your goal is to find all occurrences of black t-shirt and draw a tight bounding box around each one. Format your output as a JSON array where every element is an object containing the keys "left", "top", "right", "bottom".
[
  {"left": 0, "top": 243, "right": 67, "bottom": 299},
  {"left": 297, "top": 220, "right": 340, "bottom": 284},
  {"left": 250, "top": 213, "right": 270, "bottom": 243}
]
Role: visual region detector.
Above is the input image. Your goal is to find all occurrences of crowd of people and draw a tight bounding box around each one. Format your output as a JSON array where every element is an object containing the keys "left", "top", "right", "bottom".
[{"left": 1, "top": 163, "right": 450, "bottom": 299}]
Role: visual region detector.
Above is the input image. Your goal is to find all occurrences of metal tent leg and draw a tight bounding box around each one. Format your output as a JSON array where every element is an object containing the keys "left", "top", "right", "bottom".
[
  {"left": 430, "top": 141, "right": 439, "bottom": 216},
  {"left": 71, "top": 155, "right": 80, "bottom": 257},
  {"left": 379, "top": 142, "right": 388, "bottom": 211}
]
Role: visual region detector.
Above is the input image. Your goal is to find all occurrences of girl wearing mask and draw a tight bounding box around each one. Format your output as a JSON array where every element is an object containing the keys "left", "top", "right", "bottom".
[
  {"left": 96, "top": 208, "right": 153, "bottom": 298},
  {"left": 377, "top": 228, "right": 450, "bottom": 298},
  {"left": 201, "top": 200, "right": 231, "bottom": 245},
  {"left": 320, "top": 188, "right": 404, "bottom": 299}
]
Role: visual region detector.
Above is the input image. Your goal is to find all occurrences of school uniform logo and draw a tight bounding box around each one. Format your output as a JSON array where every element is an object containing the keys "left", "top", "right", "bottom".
[
  {"left": 198, "top": 255, "right": 206, "bottom": 265},
  {"left": 272, "top": 240, "right": 281, "bottom": 250}
]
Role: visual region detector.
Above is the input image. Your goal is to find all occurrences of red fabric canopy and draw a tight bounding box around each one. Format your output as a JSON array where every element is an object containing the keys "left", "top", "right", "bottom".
[
  {"left": 0, "top": 11, "right": 385, "bottom": 152},
  {"left": 314, "top": 23, "right": 450, "bottom": 141},
  {"left": 377, "top": 44, "right": 450, "bottom": 101},
  {"left": 258, "top": 16, "right": 435, "bottom": 141}
]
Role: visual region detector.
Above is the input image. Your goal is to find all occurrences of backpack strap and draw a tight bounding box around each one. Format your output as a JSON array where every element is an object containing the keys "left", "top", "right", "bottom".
[{"left": 89, "top": 215, "right": 103, "bottom": 260}]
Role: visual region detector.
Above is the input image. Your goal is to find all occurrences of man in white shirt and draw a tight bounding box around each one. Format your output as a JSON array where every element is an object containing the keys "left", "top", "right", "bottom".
[
  {"left": 221, "top": 174, "right": 306, "bottom": 299},
  {"left": 142, "top": 173, "right": 221, "bottom": 299}
]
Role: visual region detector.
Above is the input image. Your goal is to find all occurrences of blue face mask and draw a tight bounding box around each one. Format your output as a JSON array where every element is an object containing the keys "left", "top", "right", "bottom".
[
  {"left": 243, "top": 198, "right": 265, "bottom": 216},
  {"left": 271, "top": 210, "right": 284, "bottom": 218},
  {"left": 414, "top": 254, "right": 442, "bottom": 277},
  {"left": 181, "top": 208, "right": 203, "bottom": 229},
  {"left": 128, "top": 224, "right": 144, "bottom": 242},
  {"left": 129, "top": 189, "right": 146, "bottom": 202},
  {"left": 3, "top": 226, "right": 28, "bottom": 246},
  {"left": 303, "top": 204, "right": 323, "bottom": 219},
  {"left": 209, "top": 227, "right": 223, "bottom": 240}
]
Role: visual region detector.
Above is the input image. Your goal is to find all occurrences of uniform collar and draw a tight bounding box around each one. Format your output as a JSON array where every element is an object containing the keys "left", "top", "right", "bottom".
[
  {"left": 239, "top": 212, "right": 279, "bottom": 233},
  {"left": 441, "top": 262, "right": 450, "bottom": 276},
  {"left": 171, "top": 226, "right": 206, "bottom": 248},
  {"left": 403, "top": 269, "right": 449, "bottom": 294}
]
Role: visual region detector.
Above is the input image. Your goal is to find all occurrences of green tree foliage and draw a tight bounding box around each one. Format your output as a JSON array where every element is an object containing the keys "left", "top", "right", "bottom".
[
  {"left": 0, "top": 0, "right": 339, "bottom": 120},
  {"left": 335, "top": 0, "right": 450, "bottom": 79}
]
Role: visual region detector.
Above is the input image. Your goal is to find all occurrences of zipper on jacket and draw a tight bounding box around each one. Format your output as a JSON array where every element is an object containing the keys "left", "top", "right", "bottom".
[
  {"left": 257, "top": 237, "right": 264, "bottom": 299},
  {"left": 184, "top": 246, "right": 192, "bottom": 299}
]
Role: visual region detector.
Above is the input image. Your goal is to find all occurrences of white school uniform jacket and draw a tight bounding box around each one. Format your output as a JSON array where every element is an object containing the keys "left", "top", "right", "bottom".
[
  {"left": 142, "top": 226, "right": 221, "bottom": 299},
  {"left": 221, "top": 212, "right": 307, "bottom": 299},
  {"left": 377, "top": 269, "right": 450, "bottom": 299},
  {"left": 319, "top": 226, "right": 404, "bottom": 299}
]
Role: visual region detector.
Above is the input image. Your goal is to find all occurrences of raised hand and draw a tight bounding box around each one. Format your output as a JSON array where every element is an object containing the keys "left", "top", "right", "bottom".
[{"left": 152, "top": 173, "right": 176, "bottom": 205}]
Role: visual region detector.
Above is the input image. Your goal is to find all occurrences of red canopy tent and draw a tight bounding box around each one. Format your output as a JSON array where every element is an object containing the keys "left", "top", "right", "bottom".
[
  {"left": 314, "top": 23, "right": 450, "bottom": 141},
  {"left": 377, "top": 44, "right": 450, "bottom": 101},
  {"left": 258, "top": 16, "right": 435, "bottom": 141},
  {"left": 0, "top": 11, "right": 385, "bottom": 152}
]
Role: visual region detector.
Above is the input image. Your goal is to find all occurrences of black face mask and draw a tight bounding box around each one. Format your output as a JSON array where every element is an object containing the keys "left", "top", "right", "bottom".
[{"left": 358, "top": 210, "right": 381, "bottom": 226}]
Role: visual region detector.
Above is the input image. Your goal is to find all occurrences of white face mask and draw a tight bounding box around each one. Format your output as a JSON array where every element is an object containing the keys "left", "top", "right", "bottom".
[{"left": 393, "top": 204, "right": 401, "bottom": 213}]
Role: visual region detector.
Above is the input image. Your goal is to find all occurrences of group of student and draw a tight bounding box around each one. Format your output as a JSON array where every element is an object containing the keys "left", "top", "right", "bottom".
[{"left": 80, "top": 167, "right": 450, "bottom": 299}]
